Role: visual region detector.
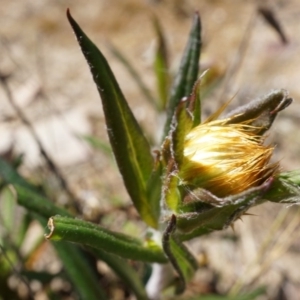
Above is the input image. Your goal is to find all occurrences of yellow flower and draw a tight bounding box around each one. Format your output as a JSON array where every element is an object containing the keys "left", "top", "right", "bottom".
[{"left": 180, "top": 118, "right": 278, "bottom": 197}]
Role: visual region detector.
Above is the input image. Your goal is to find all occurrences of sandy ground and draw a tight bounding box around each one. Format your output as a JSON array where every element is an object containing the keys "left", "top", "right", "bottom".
[{"left": 1, "top": 0, "right": 300, "bottom": 299}]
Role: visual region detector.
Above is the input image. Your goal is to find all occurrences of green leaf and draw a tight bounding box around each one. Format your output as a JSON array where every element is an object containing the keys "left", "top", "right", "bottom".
[
  {"left": 80, "top": 134, "right": 112, "bottom": 155},
  {"left": 16, "top": 213, "right": 32, "bottom": 247},
  {"left": 21, "top": 270, "right": 57, "bottom": 285},
  {"left": 0, "top": 159, "right": 107, "bottom": 299},
  {"left": 199, "top": 67, "right": 224, "bottom": 100},
  {"left": 0, "top": 187, "right": 16, "bottom": 232},
  {"left": 108, "top": 43, "right": 157, "bottom": 110},
  {"left": 163, "top": 13, "right": 202, "bottom": 137},
  {"left": 162, "top": 215, "right": 198, "bottom": 294},
  {"left": 0, "top": 157, "right": 36, "bottom": 191},
  {"left": 15, "top": 185, "right": 71, "bottom": 219},
  {"left": 146, "top": 158, "right": 163, "bottom": 221},
  {"left": 54, "top": 243, "right": 108, "bottom": 300},
  {"left": 92, "top": 249, "right": 149, "bottom": 300},
  {"left": 153, "top": 15, "right": 170, "bottom": 110},
  {"left": 0, "top": 157, "right": 71, "bottom": 220},
  {"left": 46, "top": 215, "right": 167, "bottom": 263},
  {"left": 67, "top": 10, "right": 158, "bottom": 228},
  {"left": 0, "top": 159, "right": 147, "bottom": 299},
  {"left": 40, "top": 223, "right": 108, "bottom": 300}
]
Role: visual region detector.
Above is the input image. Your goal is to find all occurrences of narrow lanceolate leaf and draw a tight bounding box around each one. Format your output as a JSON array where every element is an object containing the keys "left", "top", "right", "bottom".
[
  {"left": 163, "top": 13, "right": 201, "bottom": 137},
  {"left": 0, "top": 187, "right": 16, "bottom": 232},
  {"left": 67, "top": 10, "right": 158, "bottom": 228},
  {"left": 80, "top": 134, "right": 112, "bottom": 156},
  {"left": 92, "top": 249, "right": 149, "bottom": 300},
  {"left": 109, "top": 43, "right": 157, "bottom": 109},
  {"left": 13, "top": 185, "right": 106, "bottom": 300},
  {"left": 0, "top": 171, "right": 106, "bottom": 299},
  {"left": 15, "top": 185, "right": 71, "bottom": 219},
  {"left": 0, "top": 158, "right": 71, "bottom": 218},
  {"left": 46, "top": 215, "right": 167, "bottom": 263},
  {"left": 16, "top": 213, "right": 32, "bottom": 248},
  {"left": 153, "top": 15, "right": 170, "bottom": 110},
  {"left": 0, "top": 158, "right": 71, "bottom": 219},
  {"left": 0, "top": 157, "right": 36, "bottom": 191},
  {"left": 162, "top": 215, "right": 198, "bottom": 294},
  {"left": 146, "top": 157, "right": 163, "bottom": 221},
  {"left": 55, "top": 243, "right": 108, "bottom": 300}
]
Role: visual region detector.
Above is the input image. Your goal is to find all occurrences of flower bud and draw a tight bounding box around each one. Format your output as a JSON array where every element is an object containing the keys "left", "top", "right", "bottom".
[{"left": 180, "top": 118, "right": 278, "bottom": 197}]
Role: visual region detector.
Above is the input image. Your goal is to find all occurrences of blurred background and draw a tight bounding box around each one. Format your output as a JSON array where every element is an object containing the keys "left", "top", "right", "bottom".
[{"left": 1, "top": 0, "right": 300, "bottom": 299}]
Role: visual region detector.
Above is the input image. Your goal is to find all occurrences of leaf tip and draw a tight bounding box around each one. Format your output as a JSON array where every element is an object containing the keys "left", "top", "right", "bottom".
[
  {"left": 66, "top": 8, "right": 71, "bottom": 18},
  {"left": 44, "top": 217, "right": 55, "bottom": 240},
  {"left": 66, "top": 8, "right": 75, "bottom": 26},
  {"left": 193, "top": 11, "right": 201, "bottom": 26}
]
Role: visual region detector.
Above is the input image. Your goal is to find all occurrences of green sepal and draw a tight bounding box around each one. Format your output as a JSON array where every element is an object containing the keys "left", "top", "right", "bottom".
[
  {"left": 162, "top": 99, "right": 193, "bottom": 212},
  {"left": 146, "top": 155, "right": 163, "bottom": 221},
  {"left": 162, "top": 214, "right": 198, "bottom": 294},
  {"left": 199, "top": 66, "right": 224, "bottom": 100},
  {"left": 163, "top": 164, "right": 181, "bottom": 212},
  {"left": 176, "top": 179, "right": 273, "bottom": 241},
  {"left": 187, "top": 75, "right": 202, "bottom": 128},
  {"left": 163, "top": 12, "right": 202, "bottom": 137},
  {"left": 279, "top": 170, "right": 300, "bottom": 185},
  {"left": 264, "top": 171, "right": 300, "bottom": 204},
  {"left": 67, "top": 10, "right": 158, "bottom": 228},
  {"left": 46, "top": 215, "right": 167, "bottom": 263},
  {"left": 171, "top": 99, "right": 193, "bottom": 169},
  {"left": 160, "top": 98, "right": 192, "bottom": 213},
  {"left": 225, "top": 89, "right": 292, "bottom": 135}
]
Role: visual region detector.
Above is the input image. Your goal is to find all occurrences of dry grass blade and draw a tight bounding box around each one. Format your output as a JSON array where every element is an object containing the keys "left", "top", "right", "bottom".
[{"left": 229, "top": 207, "right": 300, "bottom": 296}]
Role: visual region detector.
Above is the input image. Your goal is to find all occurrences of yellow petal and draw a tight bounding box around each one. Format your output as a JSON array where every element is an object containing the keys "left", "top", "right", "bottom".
[{"left": 181, "top": 119, "right": 278, "bottom": 197}]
